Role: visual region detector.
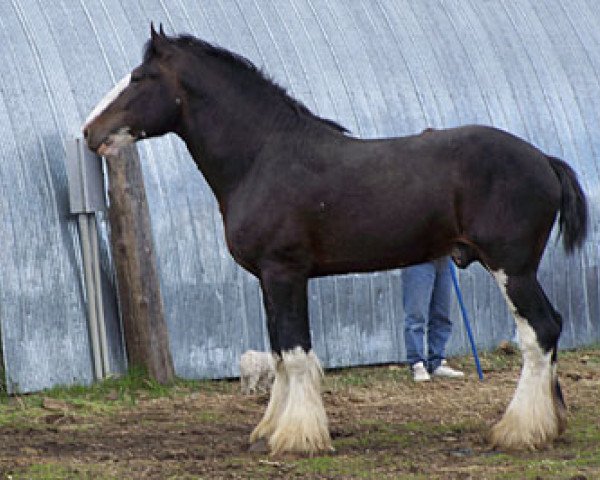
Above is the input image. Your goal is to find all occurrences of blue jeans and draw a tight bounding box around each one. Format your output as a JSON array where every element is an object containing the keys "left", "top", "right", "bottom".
[{"left": 402, "top": 257, "right": 453, "bottom": 372}]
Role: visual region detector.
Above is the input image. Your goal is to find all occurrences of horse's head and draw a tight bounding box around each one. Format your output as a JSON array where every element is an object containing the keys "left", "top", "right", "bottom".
[{"left": 83, "top": 24, "right": 183, "bottom": 156}]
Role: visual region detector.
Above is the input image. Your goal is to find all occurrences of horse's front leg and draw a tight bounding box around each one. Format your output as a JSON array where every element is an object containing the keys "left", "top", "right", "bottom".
[{"left": 249, "top": 263, "right": 332, "bottom": 455}]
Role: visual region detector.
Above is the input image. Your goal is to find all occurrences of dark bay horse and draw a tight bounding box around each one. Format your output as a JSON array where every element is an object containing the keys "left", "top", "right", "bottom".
[{"left": 84, "top": 25, "right": 588, "bottom": 455}]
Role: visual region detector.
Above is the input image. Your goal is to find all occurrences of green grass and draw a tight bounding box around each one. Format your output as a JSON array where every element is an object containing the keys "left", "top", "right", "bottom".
[
  {"left": 195, "top": 410, "right": 227, "bottom": 423},
  {"left": 1, "top": 364, "right": 239, "bottom": 402},
  {"left": 0, "top": 366, "right": 237, "bottom": 429},
  {"left": 7, "top": 463, "right": 117, "bottom": 480},
  {"left": 294, "top": 417, "right": 599, "bottom": 480},
  {"left": 294, "top": 454, "right": 381, "bottom": 478},
  {"left": 2, "top": 349, "right": 600, "bottom": 479},
  {"left": 480, "top": 454, "right": 600, "bottom": 480},
  {"left": 325, "top": 364, "right": 411, "bottom": 391}
]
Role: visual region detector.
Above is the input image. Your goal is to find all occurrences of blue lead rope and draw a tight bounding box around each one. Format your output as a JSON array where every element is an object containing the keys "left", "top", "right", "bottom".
[{"left": 449, "top": 261, "right": 484, "bottom": 381}]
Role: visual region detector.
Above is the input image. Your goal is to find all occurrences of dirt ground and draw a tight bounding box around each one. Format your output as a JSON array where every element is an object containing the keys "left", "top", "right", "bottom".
[{"left": 0, "top": 348, "right": 599, "bottom": 479}]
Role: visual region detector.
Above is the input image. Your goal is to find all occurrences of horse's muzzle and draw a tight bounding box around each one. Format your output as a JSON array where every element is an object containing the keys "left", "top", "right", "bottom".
[{"left": 85, "top": 126, "right": 136, "bottom": 156}]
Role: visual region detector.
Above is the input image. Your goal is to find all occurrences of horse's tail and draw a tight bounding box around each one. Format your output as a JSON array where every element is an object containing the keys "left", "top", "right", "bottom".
[{"left": 547, "top": 155, "right": 588, "bottom": 253}]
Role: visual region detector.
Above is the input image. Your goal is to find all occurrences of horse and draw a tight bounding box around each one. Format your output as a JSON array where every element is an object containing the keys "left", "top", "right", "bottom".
[{"left": 84, "top": 25, "right": 588, "bottom": 455}]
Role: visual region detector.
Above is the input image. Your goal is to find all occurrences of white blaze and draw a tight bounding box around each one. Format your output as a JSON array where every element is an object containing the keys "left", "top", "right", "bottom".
[{"left": 83, "top": 73, "right": 131, "bottom": 128}]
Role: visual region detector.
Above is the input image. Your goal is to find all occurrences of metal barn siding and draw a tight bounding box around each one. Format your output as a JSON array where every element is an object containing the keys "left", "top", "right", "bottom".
[
  {"left": 0, "top": 1, "right": 128, "bottom": 393},
  {"left": 0, "top": 1, "right": 598, "bottom": 389}
]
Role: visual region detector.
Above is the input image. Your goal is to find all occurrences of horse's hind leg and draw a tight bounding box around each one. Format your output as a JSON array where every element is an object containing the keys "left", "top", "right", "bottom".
[
  {"left": 249, "top": 263, "right": 331, "bottom": 455},
  {"left": 490, "top": 271, "right": 566, "bottom": 450}
]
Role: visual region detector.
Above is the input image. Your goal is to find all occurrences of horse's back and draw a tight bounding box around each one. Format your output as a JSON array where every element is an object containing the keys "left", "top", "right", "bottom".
[
  {"left": 227, "top": 124, "right": 563, "bottom": 276},
  {"left": 311, "top": 125, "right": 562, "bottom": 274}
]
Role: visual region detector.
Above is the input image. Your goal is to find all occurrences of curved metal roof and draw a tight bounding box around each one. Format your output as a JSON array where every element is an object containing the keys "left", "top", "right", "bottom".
[{"left": 1, "top": 0, "right": 599, "bottom": 391}]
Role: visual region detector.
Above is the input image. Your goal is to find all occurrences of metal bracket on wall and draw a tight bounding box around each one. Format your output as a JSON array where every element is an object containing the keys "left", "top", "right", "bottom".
[{"left": 66, "top": 136, "right": 111, "bottom": 381}]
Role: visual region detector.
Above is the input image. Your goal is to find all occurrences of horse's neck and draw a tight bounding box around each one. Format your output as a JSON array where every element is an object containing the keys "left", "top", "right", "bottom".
[
  {"left": 178, "top": 108, "right": 265, "bottom": 208},
  {"left": 178, "top": 84, "right": 297, "bottom": 208}
]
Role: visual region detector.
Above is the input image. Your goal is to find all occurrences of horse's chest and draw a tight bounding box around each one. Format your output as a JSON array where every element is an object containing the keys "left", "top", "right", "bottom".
[{"left": 222, "top": 218, "right": 263, "bottom": 274}]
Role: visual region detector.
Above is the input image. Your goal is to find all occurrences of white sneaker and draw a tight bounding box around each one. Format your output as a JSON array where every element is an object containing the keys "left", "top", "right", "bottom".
[
  {"left": 433, "top": 360, "right": 464, "bottom": 378},
  {"left": 412, "top": 361, "right": 431, "bottom": 382}
]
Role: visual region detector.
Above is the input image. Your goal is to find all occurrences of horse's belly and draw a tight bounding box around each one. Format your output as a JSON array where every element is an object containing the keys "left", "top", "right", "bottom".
[{"left": 310, "top": 223, "right": 454, "bottom": 277}]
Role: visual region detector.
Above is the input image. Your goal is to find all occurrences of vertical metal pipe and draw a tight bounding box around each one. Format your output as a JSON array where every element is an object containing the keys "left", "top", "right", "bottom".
[
  {"left": 78, "top": 214, "right": 103, "bottom": 381},
  {"left": 90, "top": 215, "right": 110, "bottom": 376}
]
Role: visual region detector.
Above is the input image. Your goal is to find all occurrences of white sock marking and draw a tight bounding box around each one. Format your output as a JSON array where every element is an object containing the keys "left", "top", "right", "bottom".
[
  {"left": 491, "top": 269, "right": 558, "bottom": 447},
  {"left": 250, "top": 347, "right": 331, "bottom": 454}
]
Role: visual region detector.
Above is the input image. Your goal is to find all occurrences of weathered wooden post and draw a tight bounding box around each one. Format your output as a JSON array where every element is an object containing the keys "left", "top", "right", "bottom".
[{"left": 104, "top": 145, "right": 175, "bottom": 384}]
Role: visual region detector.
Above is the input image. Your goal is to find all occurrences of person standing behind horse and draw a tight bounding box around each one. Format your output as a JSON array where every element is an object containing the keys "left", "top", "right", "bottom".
[{"left": 402, "top": 257, "right": 465, "bottom": 382}]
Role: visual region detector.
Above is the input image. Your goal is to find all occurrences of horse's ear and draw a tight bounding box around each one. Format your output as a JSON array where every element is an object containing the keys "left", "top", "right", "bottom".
[
  {"left": 149, "top": 22, "right": 168, "bottom": 53},
  {"left": 150, "top": 22, "right": 159, "bottom": 40}
]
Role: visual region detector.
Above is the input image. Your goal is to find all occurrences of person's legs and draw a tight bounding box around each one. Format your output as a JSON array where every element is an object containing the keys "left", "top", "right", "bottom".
[
  {"left": 402, "top": 262, "right": 436, "bottom": 368},
  {"left": 426, "top": 258, "right": 453, "bottom": 372}
]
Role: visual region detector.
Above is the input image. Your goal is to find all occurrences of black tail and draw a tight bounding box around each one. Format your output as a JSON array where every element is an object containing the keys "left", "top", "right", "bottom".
[{"left": 547, "top": 155, "right": 588, "bottom": 253}]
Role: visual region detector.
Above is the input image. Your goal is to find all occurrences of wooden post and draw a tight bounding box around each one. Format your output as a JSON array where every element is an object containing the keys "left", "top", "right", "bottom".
[{"left": 105, "top": 145, "right": 175, "bottom": 384}]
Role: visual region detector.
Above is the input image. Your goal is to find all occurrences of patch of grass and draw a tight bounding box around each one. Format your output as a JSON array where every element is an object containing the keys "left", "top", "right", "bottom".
[
  {"left": 476, "top": 350, "right": 522, "bottom": 372},
  {"left": 0, "top": 367, "right": 238, "bottom": 429},
  {"left": 224, "top": 448, "right": 415, "bottom": 479},
  {"left": 193, "top": 377, "right": 238, "bottom": 395},
  {"left": 43, "top": 366, "right": 178, "bottom": 402},
  {"left": 569, "top": 419, "right": 600, "bottom": 443},
  {"left": 467, "top": 345, "right": 584, "bottom": 377},
  {"left": 467, "top": 405, "right": 600, "bottom": 478},
  {"left": 0, "top": 367, "right": 162, "bottom": 406},
  {"left": 296, "top": 455, "right": 342, "bottom": 474},
  {"left": 324, "top": 364, "right": 412, "bottom": 394},
  {"left": 195, "top": 410, "right": 227, "bottom": 423},
  {"left": 488, "top": 456, "right": 598, "bottom": 480},
  {"left": 1, "top": 348, "right": 599, "bottom": 479},
  {"left": 225, "top": 453, "right": 428, "bottom": 480},
  {"left": 294, "top": 453, "right": 401, "bottom": 479},
  {"left": 293, "top": 453, "right": 435, "bottom": 479},
  {"left": 335, "top": 428, "right": 412, "bottom": 450},
  {"left": 8, "top": 463, "right": 117, "bottom": 480},
  {"left": 334, "top": 417, "right": 481, "bottom": 453},
  {"left": 0, "top": 366, "right": 238, "bottom": 407}
]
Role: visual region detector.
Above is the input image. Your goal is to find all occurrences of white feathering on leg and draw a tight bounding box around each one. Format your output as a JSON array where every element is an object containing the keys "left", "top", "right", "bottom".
[
  {"left": 491, "top": 317, "right": 558, "bottom": 449},
  {"left": 268, "top": 348, "right": 332, "bottom": 455},
  {"left": 250, "top": 353, "right": 288, "bottom": 442},
  {"left": 250, "top": 348, "right": 332, "bottom": 454},
  {"left": 490, "top": 270, "right": 562, "bottom": 449}
]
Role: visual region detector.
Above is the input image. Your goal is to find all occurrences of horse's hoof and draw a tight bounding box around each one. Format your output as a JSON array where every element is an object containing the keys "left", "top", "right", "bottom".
[{"left": 249, "top": 438, "right": 269, "bottom": 453}]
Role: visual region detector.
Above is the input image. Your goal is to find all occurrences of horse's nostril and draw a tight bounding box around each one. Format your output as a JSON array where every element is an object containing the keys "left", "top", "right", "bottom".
[{"left": 83, "top": 128, "right": 89, "bottom": 140}]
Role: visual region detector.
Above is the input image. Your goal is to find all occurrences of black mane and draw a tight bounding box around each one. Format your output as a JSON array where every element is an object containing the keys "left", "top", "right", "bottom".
[{"left": 144, "top": 34, "right": 348, "bottom": 134}]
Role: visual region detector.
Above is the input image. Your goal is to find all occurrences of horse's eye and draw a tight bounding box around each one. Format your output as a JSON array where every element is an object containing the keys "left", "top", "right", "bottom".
[{"left": 131, "top": 74, "right": 144, "bottom": 83}]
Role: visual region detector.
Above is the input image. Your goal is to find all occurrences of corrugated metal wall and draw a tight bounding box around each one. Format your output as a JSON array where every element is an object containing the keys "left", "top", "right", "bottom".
[{"left": 0, "top": 1, "right": 598, "bottom": 391}]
